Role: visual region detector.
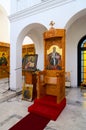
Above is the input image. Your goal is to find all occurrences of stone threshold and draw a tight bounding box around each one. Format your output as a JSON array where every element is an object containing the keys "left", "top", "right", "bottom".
[{"left": 0, "top": 90, "right": 22, "bottom": 103}]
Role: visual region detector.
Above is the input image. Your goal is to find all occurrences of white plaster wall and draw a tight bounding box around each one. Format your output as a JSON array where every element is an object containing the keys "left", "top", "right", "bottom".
[
  {"left": 9, "top": 0, "right": 86, "bottom": 90},
  {"left": 11, "top": 0, "right": 86, "bottom": 15},
  {"left": 9, "top": 0, "right": 86, "bottom": 31},
  {"left": 0, "top": 0, "right": 10, "bottom": 15},
  {"left": 10, "top": 0, "right": 41, "bottom": 14},
  {"left": 0, "top": 11, "right": 10, "bottom": 43},
  {"left": 0, "top": 0, "right": 10, "bottom": 43},
  {"left": 66, "top": 16, "right": 86, "bottom": 87}
]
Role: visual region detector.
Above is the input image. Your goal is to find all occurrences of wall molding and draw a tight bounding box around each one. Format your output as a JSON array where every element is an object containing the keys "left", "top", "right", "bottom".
[{"left": 9, "top": 0, "right": 75, "bottom": 22}]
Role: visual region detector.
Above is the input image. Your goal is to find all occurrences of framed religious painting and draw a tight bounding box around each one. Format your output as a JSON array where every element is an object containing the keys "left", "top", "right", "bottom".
[
  {"left": 22, "top": 54, "right": 38, "bottom": 71},
  {"left": 22, "top": 84, "right": 33, "bottom": 101},
  {"left": 46, "top": 45, "right": 62, "bottom": 70},
  {"left": 43, "top": 29, "right": 65, "bottom": 71}
]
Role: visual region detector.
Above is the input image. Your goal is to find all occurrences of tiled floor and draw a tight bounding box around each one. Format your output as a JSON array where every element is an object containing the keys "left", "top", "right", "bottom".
[
  {"left": 44, "top": 88, "right": 86, "bottom": 130},
  {"left": 0, "top": 79, "right": 86, "bottom": 130}
]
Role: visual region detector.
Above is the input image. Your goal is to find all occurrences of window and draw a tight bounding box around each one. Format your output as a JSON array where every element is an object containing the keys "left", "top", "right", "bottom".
[
  {"left": 81, "top": 40, "right": 86, "bottom": 82},
  {"left": 78, "top": 36, "right": 86, "bottom": 86}
]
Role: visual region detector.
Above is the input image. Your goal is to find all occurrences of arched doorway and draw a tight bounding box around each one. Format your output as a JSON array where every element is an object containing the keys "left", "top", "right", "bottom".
[
  {"left": 10, "top": 23, "right": 47, "bottom": 90},
  {"left": 78, "top": 35, "right": 86, "bottom": 86}
]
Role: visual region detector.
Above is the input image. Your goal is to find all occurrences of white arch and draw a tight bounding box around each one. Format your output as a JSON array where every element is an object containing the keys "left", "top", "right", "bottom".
[
  {"left": 17, "top": 23, "right": 47, "bottom": 68},
  {"left": 65, "top": 8, "right": 86, "bottom": 87},
  {"left": 65, "top": 8, "right": 86, "bottom": 30},
  {"left": 10, "top": 23, "right": 47, "bottom": 90}
]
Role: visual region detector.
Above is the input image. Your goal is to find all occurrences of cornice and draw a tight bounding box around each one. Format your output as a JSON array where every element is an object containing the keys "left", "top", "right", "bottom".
[{"left": 9, "top": 0, "right": 75, "bottom": 22}]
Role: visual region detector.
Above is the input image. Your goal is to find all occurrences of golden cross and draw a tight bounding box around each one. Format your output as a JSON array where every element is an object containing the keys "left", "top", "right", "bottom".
[{"left": 49, "top": 21, "right": 55, "bottom": 28}]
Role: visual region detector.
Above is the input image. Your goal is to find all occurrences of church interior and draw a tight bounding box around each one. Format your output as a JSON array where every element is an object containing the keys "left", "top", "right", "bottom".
[{"left": 0, "top": 0, "right": 86, "bottom": 130}]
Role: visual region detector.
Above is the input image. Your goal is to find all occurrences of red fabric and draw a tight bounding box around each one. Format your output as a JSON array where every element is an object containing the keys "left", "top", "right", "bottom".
[
  {"left": 9, "top": 113, "right": 50, "bottom": 130},
  {"left": 28, "top": 96, "right": 66, "bottom": 121},
  {"left": 9, "top": 96, "right": 66, "bottom": 130}
]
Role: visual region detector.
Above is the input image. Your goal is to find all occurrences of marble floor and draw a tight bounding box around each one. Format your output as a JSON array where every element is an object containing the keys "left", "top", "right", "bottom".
[{"left": 0, "top": 79, "right": 86, "bottom": 130}]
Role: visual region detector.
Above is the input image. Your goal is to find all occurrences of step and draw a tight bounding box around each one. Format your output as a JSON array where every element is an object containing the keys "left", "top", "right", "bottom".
[{"left": 28, "top": 97, "right": 66, "bottom": 121}]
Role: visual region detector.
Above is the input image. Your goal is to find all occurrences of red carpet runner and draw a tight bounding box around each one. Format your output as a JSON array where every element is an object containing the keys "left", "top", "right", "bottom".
[
  {"left": 28, "top": 96, "right": 66, "bottom": 121},
  {"left": 9, "top": 96, "right": 66, "bottom": 130},
  {"left": 9, "top": 113, "right": 50, "bottom": 130}
]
